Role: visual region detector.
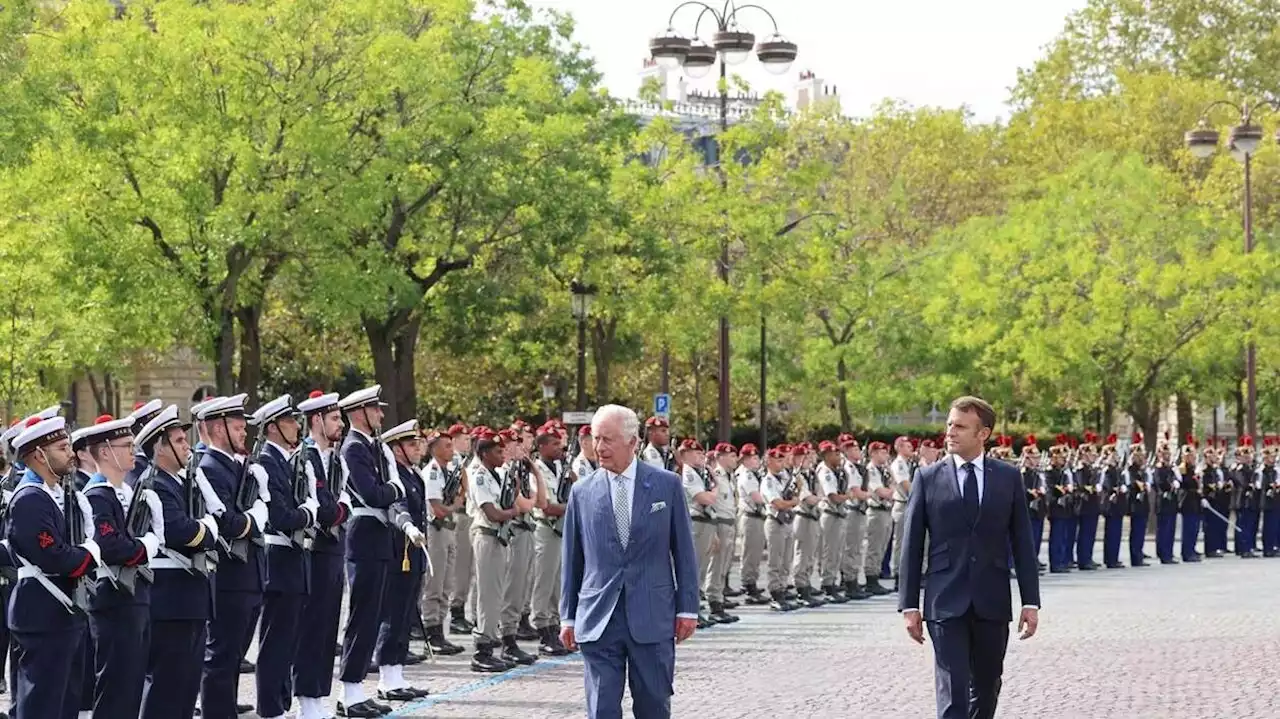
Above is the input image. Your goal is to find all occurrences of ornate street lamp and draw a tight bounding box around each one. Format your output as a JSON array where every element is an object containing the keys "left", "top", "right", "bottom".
[
  {"left": 1183, "top": 99, "right": 1280, "bottom": 440},
  {"left": 647, "top": 1, "right": 799, "bottom": 442}
]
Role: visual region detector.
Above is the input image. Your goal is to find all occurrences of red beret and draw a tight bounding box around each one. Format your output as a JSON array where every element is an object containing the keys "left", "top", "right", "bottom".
[
  {"left": 790, "top": 445, "right": 806, "bottom": 456},
  {"left": 578, "top": 425, "right": 592, "bottom": 437},
  {"left": 818, "top": 440, "right": 839, "bottom": 453},
  {"left": 713, "top": 442, "right": 737, "bottom": 454},
  {"left": 766, "top": 447, "right": 786, "bottom": 459},
  {"left": 868, "top": 441, "right": 889, "bottom": 452},
  {"left": 739, "top": 443, "right": 758, "bottom": 457},
  {"left": 678, "top": 438, "right": 703, "bottom": 452}
]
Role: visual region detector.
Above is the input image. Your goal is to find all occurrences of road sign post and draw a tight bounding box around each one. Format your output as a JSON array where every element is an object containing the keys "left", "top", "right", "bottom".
[{"left": 653, "top": 393, "right": 671, "bottom": 420}]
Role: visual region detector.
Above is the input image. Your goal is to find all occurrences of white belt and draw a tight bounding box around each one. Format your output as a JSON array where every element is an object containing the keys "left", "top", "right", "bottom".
[
  {"left": 15, "top": 564, "right": 78, "bottom": 614},
  {"left": 263, "top": 534, "right": 294, "bottom": 548},
  {"left": 351, "top": 507, "right": 388, "bottom": 524},
  {"left": 150, "top": 557, "right": 190, "bottom": 571}
]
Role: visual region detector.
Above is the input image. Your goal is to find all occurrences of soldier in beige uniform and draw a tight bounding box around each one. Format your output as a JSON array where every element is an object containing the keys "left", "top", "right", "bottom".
[
  {"left": 861, "top": 441, "right": 894, "bottom": 595},
  {"left": 888, "top": 436, "right": 916, "bottom": 586},
  {"left": 447, "top": 424, "right": 476, "bottom": 636},
  {"left": 421, "top": 430, "right": 465, "bottom": 656},
  {"left": 571, "top": 425, "right": 597, "bottom": 480},
  {"left": 466, "top": 429, "right": 534, "bottom": 672},
  {"left": 530, "top": 427, "right": 571, "bottom": 656},
  {"left": 704, "top": 443, "right": 741, "bottom": 624},
  {"left": 679, "top": 439, "right": 718, "bottom": 627},
  {"left": 499, "top": 426, "right": 544, "bottom": 660},
  {"left": 639, "top": 417, "right": 676, "bottom": 472},
  {"left": 761, "top": 448, "right": 800, "bottom": 611},
  {"left": 790, "top": 443, "right": 824, "bottom": 607},
  {"left": 734, "top": 444, "right": 769, "bottom": 605},
  {"left": 816, "top": 440, "right": 851, "bottom": 603},
  {"left": 839, "top": 435, "right": 871, "bottom": 600}
]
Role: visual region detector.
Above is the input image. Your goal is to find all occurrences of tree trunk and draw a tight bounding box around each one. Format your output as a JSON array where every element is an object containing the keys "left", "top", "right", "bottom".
[
  {"left": 363, "top": 310, "right": 420, "bottom": 426},
  {"left": 591, "top": 317, "right": 616, "bottom": 407},
  {"left": 86, "top": 371, "right": 108, "bottom": 415},
  {"left": 213, "top": 311, "right": 236, "bottom": 395},
  {"left": 1130, "top": 394, "right": 1159, "bottom": 453},
  {"left": 836, "top": 357, "right": 851, "bottom": 430},
  {"left": 1235, "top": 379, "right": 1246, "bottom": 440},
  {"left": 235, "top": 304, "right": 264, "bottom": 406},
  {"left": 1175, "top": 392, "right": 1193, "bottom": 446},
  {"left": 692, "top": 352, "right": 703, "bottom": 442},
  {"left": 1102, "top": 384, "right": 1115, "bottom": 435}
]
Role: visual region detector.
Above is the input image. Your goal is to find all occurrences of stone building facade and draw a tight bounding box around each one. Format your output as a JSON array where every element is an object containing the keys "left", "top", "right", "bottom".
[{"left": 67, "top": 347, "right": 215, "bottom": 427}]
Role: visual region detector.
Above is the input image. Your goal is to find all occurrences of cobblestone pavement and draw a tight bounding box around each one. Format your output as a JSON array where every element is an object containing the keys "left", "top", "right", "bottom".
[{"left": 236, "top": 534, "right": 1280, "bottom": 718}]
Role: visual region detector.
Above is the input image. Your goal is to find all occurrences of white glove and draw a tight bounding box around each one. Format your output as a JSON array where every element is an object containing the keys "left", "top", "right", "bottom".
[
  {"left": 142, "top": 489, "right": 166, "bottom": 544},
  {"left": 140, "top": 532, "right": 161, "bottom": 560},
  {"left": 405, "top": 525, "right": 426, "bottom": 547},
  {"left": 1117, "top": 485, "right": 1127, "bottom": 493},
  {"left": 199, "top": 515, "right": 221, "bottom": 543},
  {"left": 1200, "top": 497, "right": 1210, "bottom": 508},
  {"left": 195, "top": 471, "right": 227, "bottom": 516},
  {"left": 249, "top": 463, "right": 272, "bottom": 503},
  {"left": 301, "top": 497, "right": 320, "bottom": 525},
  {"left": 79, "top": 538, "right": 102, "bottom": 568},
  {"left": 247, "top": 499, "right": 269, "bottom": 532},
  {"left": 1094, "top": 483, "right": 1102, "bottom": 493},
  {"left": 1173, "top": 481, "right": 1181, "bottom": 490}
]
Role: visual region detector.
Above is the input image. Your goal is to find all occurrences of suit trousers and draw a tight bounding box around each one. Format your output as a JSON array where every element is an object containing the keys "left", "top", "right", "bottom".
[
  {"left": 376, "top": 569, "right": 424, "bottom": 668},
  {"left": 863, "top": 509, "right": 893, "bottom": 578},
  {"left": 424, "top": 524, "right": 456, "bottom": 626},
  {"left": 340, "top": 559, "right": 387, "bottom": 683},
  {"left": 531, "top": 523, "right": 563, "bottom": 629},
  {"left": 1075, "top": 511, "right": 1100, "bottom": 566},
  {"left": 890, "top": 502, "right": 908, "bottom": 578},
  {"left": 926, "top": 607, "right": 1009, "bottom": 719},
  {"left": 818, "top": 512, "right": 846, "bottom": 586},
  {"left": 580, "top": 598, "right": 674, "bottom": 719},
  {"left": 1128, "top": 512, "right": 1149, "bottom": 566},
  {"left": 256, "top": 590, "right": 304, "bottom": 719},
  {"left": 1179, "top": 511, "right": 1201, "bottom": 560},
  {"left": 451, "top": 511, "right": 474, "bottom": 611},
  {"left": 89, "top": 602, "right": 150, "bottom": 719},
  {"left": 502, "top": 527, "right": 535, "bottom": 635},
  {"left": 294, "top": 550, "right": 344, "bottom": 700},
  {"left": 842, "top": 511, "right": 867, "bottom": 584},
  {"left": 1103, "top": 514, "right": 1125, "bottom": 566},
  {"left": 142, "top": 620, "right": 206, "bottom": 719},
  {"left": 12, "top": 623, "right": 86, "bottom": 719},
  {"left": 691, "top": 519, "right": 716, "bottom": 602},
  {"left": 1236, "top": 509, "right": 1259, "bottom": 554},
  {"left": 202, "top": 589, "right": 262, "bottom": 719},
  {"left": 764, "top": 520, "right": 793, "bottom": 592},
  {"left": 705, "top": 521, "right": 735, "bottom": 603},
  {"left": 738, "top": 515, "right": 766, "bottom": 586},
  {"left": 791, "top": 514, "right": 820, "bottom": 589},
  {"left": 471, "top": 531, "right": 509, "bottom": 645}
]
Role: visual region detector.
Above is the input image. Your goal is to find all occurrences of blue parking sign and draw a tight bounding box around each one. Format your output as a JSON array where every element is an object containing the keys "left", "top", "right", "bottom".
[{"left": 653, "top": 393, "right": 670, "bottom": 418}]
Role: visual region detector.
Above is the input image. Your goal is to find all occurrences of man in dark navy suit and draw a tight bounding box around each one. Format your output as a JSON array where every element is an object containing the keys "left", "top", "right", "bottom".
[
  {"left": 559, "top": 404, "right": 700, "bottom": 719},
  {"left": 899, "top": 396, "right": 1041, "bottom": 719}
]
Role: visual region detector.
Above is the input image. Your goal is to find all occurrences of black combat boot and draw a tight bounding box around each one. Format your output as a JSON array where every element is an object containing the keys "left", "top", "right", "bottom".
[
  {"left": 449, "top": 605, "right": 474, "bottom": 635},
  {"left": 501, "top": 635, "right": 537, "bottom": 666},
  {"left": 708, "top": 601, "right": 740, "bottom": 624},
  {"left": 769, "top": 590, "right": 793, "bottom": 612},
  {"left": 864, "top": 576, "right": 891, "bottom": 596},
  {"left": 427, "top": 625, "right": 464, "bottom": 656},
  {"left": 798, "top": 586, "right": 825, "bottom": 608},
  {"left": 844, "top": 580, "right": 869, "bottom": 600},
  {"left": 743, "top": 582, "right": 770, "bottom": 605},
  {"left": 516, "top": 612, "right": 539, "bottom": 641},
  {"left": 822, "top": 584, "right": 849, "bottom": 603},
  {"left": 470, "top": 642, "right": 508, "bottom": 673},
  {"left": 724, "top": 579, "right": 745, "bottom": 598},
  {"left": 537, "top": 626, "right": 571, "bottom": 657}
]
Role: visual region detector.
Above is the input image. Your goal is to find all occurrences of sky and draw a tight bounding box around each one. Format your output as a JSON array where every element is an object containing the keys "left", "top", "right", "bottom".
[{"left": 528, "top": 0, "right": 1089, "bottom": 122}]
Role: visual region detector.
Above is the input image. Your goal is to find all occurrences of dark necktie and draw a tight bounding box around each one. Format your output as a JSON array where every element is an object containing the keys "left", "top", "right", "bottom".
[{"left": 963, "top": 462, "right": 980, "bottom": 521}]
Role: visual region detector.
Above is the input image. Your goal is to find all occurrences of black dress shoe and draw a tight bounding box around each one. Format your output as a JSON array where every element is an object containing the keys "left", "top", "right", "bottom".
[
  {"left": 501, "top": 636, "right": 537, "bottom": 666},
  {"left": 724, "top": 584, "right": 745, "bottom": 597},
  {"left": 404, "top": 650, "right": 426, "bottom": 665},
  {"left": 371, "top": 698, "right": 393, "bottom": 714},
  {"left": 239, "top": 659, "right": 255, "bottom": 673},
  {"left": 377, "top": 687, "right": 422, "bottom": 701},
  {"left": 336, "top": 699, "right": 384, "bottom": 718},
  {"left": 1105, "top": 563, "right": 1125, "bottom": 569},
  {"left": 237, "top": 702, "right": 253, "bottom": 713},
  {"left": 470, "top": 648, "right": 508, "bottom": 673}
]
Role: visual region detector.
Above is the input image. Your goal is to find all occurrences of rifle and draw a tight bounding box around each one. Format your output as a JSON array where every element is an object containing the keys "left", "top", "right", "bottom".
[
  {"left": 0, "top": 467, "right": 19, "bottom": 585},
  {"left": 288, "top": 449, "right": 316, "bottom": 547},
  {"left": 777, "top": 473, "right": 796, "bottom": 524},
  {"left": 61, "top": 472, "right": 91, "bottom": 611},
  {"left": 229, "top": 433, "right": 268, "bottom": 561},
  {"left": 494, "top": 466, "right": 517, "bottom": 547},
  {"left": 118, "top": 463, "right": 157, "bottom": 592},
  {"left": 185, "top": 448, "right": 217, "bottom": 576}
]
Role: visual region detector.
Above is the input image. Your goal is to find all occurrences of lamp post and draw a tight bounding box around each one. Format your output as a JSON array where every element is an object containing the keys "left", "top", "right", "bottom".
[
  {"left": 540, "top": 373, "right": 558, "bottom": 422},
  {"left": 758, "top": 211, "right": 837, "bottom": 449},
  {"left": 649, "top": 1, "right": 798, "bottom": 443},
  {"left": 570, "top": 279, "right": 597, "bottom": 412},
  {"left": 1184, "top": 99, "right": 1280, "bottom": 440}
]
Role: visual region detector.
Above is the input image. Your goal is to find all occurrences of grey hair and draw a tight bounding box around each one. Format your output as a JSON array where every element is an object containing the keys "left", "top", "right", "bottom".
[{"left": 591, "top": 404, "right": 640, "bottom": 441}]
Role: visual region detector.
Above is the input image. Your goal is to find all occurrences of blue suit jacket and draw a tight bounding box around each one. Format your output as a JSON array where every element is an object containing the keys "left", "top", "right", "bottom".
[
  {"left": 341, "top": 431, "right": 402, "bottom": 562},
  {"left": 260, "top": 444, "right": 311, "bottom": 595},
  {"left": 560, "top": 460, "right": 699, "bottom": 645},
  {"left": 199, "top": 449, "right": 262, "bottom": 593},
  {"left": 898, "top": 456, "right": 1040, "bottom": 622},
  {"left": 151, "top": 469, "right": 217, "bottom": 622}
]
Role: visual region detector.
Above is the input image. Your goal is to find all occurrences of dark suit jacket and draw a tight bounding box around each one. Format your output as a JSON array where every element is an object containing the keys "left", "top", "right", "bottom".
[
  {"left": 898, "top": 456, "right": 1040, "bottom": 622},
  {"left": 560, "top": 460, "right": 699, "bottom": 645}
]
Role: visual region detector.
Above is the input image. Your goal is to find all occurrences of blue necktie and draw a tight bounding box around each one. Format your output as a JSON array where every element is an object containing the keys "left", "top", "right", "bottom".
[{"left": 963, "top": 463, "right": 979, "bottom": 521}]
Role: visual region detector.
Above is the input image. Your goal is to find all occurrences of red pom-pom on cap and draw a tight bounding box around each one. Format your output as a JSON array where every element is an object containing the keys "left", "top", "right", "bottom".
[
  {"left": 24, "top": 417, "right": 41, "bottom": 428},
  {"left": 94, "top": 414, "right": 115, "bottom": 424},
  {"left": 309, "top": 390, "right": 324, "bottom": 399}
]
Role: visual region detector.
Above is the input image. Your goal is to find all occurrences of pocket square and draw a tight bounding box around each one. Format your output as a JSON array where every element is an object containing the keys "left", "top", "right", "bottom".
[{"left": 650, "top": 501, "right": 667, "bottom": 513}]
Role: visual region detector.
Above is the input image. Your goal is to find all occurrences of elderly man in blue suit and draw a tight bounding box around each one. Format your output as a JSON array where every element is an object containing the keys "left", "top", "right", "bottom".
[
  {"left": 899, "top": 396, "right": 1041, "bottom": 719},
  {"left": 559, "top": 404, "right": 700, "bottom": 719}
]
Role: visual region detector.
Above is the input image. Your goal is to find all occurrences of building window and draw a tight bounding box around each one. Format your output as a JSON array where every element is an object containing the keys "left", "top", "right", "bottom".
[
  {"left": 191, "top": 385, "right": 216, "bottom": 406},
  {"left": 139, "top": 384, "right": 152, "bottom": 398}
]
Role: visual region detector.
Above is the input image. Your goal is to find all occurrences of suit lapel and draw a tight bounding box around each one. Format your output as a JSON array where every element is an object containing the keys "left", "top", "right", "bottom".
[
  {"left": 628, "top": 464, "right": 652, "bottom": 553},
  {"left": 937, "top": 457, "right": 958, "bottom": 504}
]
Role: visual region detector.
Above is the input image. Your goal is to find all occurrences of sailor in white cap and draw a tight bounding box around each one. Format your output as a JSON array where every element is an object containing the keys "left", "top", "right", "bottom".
[
  {"left": 182, "top": 395, "right": 222, "bottom": 485},
  {"left": 336, "top": 385, "right": 405, "bottom": 718},
  {"left": 292, "top": 390, "right": 353, "bottom": 719},
  {"left": 78, "top": 414, "right": 163, "bottom": 718},
  {"left": 372, "top": 419, "right": 431, "bottom": 704},
  {"left": 5, "top": 415, "right": 101, "bottom": 719},
  {"left": 194, "top": 393, "right": 268, "bottom": 719},
  {"left": 125, "top": 399, "right": 164, "bottom": 486},
  {"left": 70, "top": 421, "right": 102, "bottom": 493},
  {"left": 251, "top": 395, "right": 320, "bottom": 719},
  {"left": 133, "top": 404, "right": 220, "bottom": 719}
]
